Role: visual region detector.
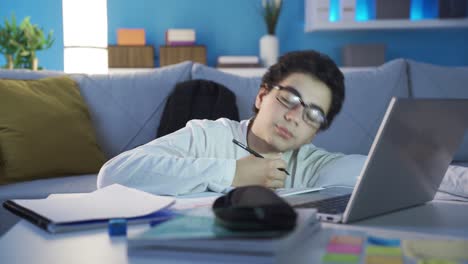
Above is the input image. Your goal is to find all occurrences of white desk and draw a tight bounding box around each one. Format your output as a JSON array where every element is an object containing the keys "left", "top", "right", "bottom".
[{"left": 1, "top": 200, "right": 467, "bottom": 264}]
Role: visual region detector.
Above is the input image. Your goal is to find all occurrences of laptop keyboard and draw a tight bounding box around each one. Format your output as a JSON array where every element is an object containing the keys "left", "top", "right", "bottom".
[{"left": 293, "top": 194, "right": 351, "bottom": 214}]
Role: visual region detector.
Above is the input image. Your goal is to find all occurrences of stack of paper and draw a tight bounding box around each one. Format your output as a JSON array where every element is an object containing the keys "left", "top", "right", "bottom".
[
  {"left": 402, "top": 239, "right": 468, "bottom": 262},
  {"left": 127, "top": 208, "right": 319, "bottom": 256}
]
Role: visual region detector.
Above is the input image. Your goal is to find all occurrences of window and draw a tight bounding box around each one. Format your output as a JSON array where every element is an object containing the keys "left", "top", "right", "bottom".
[{"left": 62, "top": 0, "right": 108, "bottom": 73}]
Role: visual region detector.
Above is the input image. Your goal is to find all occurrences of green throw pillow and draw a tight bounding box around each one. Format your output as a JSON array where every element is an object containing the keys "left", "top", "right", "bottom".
[{"left": 0, "top": 76, "right": 106, "bottom": 185}]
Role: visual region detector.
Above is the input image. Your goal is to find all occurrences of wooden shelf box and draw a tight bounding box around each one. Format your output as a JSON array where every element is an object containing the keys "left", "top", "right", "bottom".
[
  {"left": 159, "top": 45, "right": 206, "bottom": 67},
  {"left": 108, "top": 45, "right": 154, "bottom": 68}
]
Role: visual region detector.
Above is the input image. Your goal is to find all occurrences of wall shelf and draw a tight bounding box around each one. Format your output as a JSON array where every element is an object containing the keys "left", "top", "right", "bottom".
[
  {"left": 217, "top": 67, "right": 374, "bottom": 77},
  {"left": 305, "top": 18, "right": 468, "bottom": 32}
]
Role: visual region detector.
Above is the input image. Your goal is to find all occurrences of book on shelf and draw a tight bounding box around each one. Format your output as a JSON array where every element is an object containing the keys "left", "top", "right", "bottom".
[
  {"left": 3, "top": 184, "right": 175, "bottom": 233},
  {"left": 117, "top": 28, "right": 146, "bottom": 46},
  {"left": 217, "top": 63, "right": 262, "bottom": 68},
  {"left": 218, "top": 56, "right": 259, "bottom": 64},
  {"left": 340, "top": 0, "right": 356, "bottom": 22},
  {"left": 127, "top": 208, "right": 319, "bottom": 256},
  {"left": 217, "top": 56, "right": 261, "bottom": 68},
  {"left": 165, "top": 29, "right": 196, "bottom": 46}
]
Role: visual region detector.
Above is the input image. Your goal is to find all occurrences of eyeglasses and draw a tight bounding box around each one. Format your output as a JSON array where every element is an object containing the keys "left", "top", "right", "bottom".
[{"left": 272, "top": 85, "right": 328, "bottom": 129}]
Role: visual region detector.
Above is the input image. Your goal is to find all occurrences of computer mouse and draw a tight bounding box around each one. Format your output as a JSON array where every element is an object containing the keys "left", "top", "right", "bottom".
[{"left": 212, "top": 185, "right": 297, "bottom": 231}]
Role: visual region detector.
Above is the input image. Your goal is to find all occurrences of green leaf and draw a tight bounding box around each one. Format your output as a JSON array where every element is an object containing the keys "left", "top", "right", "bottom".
[
  {"left": 261, "top": 0, "right": 282, "bottom": 35},
  {"left": 0, "top": 14, "right": 54, "bottom": 69}
]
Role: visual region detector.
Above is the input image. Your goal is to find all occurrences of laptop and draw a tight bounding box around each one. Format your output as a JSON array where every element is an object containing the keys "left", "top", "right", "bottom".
[{"left": 287, "top": 97, "right": 468, "bottom": 223}]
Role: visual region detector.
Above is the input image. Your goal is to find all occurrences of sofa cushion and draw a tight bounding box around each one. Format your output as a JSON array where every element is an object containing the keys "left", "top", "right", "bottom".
[
  {"left": 313, "top": 59, "right": 410, "bottom": 155},
  {"left": 407, "top": 60, "right": 468, "bottom": 161},
  {"left": 0, "top": 69, "right": 64, "bottom": 79},
  {"left": 191, "top": 63, "right": 261, "bottom": 120},
  {"left": 0, "top": 77, "right": 106, "bottom": 185},
  {"left": 71, "top": 61, "right": 193, "bottom": 158}
]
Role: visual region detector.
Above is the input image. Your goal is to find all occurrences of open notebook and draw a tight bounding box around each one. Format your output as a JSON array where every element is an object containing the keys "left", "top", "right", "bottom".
[{"left": 3, "top": 184, "right": 175, "bottom": 233}]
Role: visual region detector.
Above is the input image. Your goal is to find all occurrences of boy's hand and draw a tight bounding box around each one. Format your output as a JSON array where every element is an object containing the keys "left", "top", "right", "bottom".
[{"left": 232, "top": 153, "right": 287, "bottom": 188}]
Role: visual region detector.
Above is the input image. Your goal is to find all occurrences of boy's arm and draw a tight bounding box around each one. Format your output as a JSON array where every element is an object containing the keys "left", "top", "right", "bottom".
[
  {"left": 312, "top": 154, "right": 367, "bottom": 188},
  {"left": 96, "top": 121, "right": 237, "bottom": 196},
  {"left": 438, "top": 164, "right": 468, "bottom": 199},
  {"left": 299, "top": 145, "right": 468, "bottom": 195},
  {"left": 294, "top": 145, "right": 366, "bottom": 188}
]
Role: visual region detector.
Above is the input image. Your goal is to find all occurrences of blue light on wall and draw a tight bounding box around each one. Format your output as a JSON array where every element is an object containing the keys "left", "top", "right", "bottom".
[
  {"left": 330, "top": 0, "right": 340, "bottom": 21},
  {"left": 355, "top": 0, "right": 375, "bottom": 21},
  {"left": 422, "top": 0, "right": 438, "bottom": 19},
  {"left": 411, "top": 0, "right": 438, "bottom": 20},
  {"left": 411, "top": 0, "right": 424, "bottom": 20},
  {"left": 348, "top": 0, "right": 440, "bottom": 22},
  {"left": 356, "top": 0, "right": 370, "bottom": 21}
]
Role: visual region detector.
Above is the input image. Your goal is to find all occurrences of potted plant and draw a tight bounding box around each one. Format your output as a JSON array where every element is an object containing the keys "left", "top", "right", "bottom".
[
  {"left": 16, "top": 17, "right": 54, "bottom": 70},
  {"left": 0, "top": 15, "right": 54, "bottom": 70},
  {"left": 0, "top": 14, "right": 21, "bottom": 69},
  {"left": 259, "top": 0, "right": 282, "bottom": 67},
  {"left": 262, "top": 0, "right": 282, "bottom": 35}
]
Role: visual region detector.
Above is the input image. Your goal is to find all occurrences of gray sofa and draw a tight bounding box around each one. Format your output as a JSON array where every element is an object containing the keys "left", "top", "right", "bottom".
[{"left": 1, "top": 59, "right": 467, "bottom": 235}]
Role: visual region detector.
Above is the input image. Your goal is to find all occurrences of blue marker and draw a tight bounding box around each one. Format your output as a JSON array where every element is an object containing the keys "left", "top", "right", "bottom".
[
  {"left": 108, "top": 218, "right": 127, "bottom": 236},
  {"left": 367, "top": 236, "right": 400, "bottom": 247}
]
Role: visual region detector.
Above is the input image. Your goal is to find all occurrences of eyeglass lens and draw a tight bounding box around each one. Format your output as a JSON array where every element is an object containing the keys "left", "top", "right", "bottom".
[{"left": 276, "top": 88, "right": 325, "bottom": 128}]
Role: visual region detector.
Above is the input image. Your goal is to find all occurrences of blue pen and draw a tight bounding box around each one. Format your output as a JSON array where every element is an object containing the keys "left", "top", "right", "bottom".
[{"left": 232, "top": 139, "right": 290, "bottom": 175}]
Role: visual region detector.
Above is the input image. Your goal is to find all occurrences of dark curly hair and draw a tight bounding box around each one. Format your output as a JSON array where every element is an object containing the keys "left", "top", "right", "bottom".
[{"left": 253, "top": 50, "right": 345, "bottom": 131}]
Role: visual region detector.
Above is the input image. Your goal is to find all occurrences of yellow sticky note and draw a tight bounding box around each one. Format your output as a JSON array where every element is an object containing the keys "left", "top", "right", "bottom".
[
  {"left": 402, "top": 240, "right": 468, "bottom": 261},
  {"left": 323, "top": 253, "right": 360, "bottom": 263},
  {"left": 417, "top": 259, "right": 459, "bottom": 264},
  {"left": 365, "top": 255, "right": 403, "bottom": 264},
  {"left": 367, "top": 245, "right": 402, "bottom": 256}
]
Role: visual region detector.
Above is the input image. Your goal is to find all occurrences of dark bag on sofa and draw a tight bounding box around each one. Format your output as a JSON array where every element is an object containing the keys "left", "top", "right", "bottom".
[{"left": 157, "top": 79, "right": 240, "bottom": 138}]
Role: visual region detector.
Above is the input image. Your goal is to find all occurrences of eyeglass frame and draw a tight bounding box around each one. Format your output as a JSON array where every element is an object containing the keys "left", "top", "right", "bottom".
[{"left": 268, "top": 84, "right": 328, "bottom": 130}]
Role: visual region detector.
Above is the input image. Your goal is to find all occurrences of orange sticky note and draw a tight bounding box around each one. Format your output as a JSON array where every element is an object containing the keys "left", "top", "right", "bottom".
[{"left": 330, "top": 235, "right": 364, "bottom": 246}]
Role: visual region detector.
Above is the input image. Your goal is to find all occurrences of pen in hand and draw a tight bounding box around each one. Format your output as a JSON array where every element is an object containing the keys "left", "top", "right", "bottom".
[{"left": 232, "top": 139, "right": 290, "bottom": 175}]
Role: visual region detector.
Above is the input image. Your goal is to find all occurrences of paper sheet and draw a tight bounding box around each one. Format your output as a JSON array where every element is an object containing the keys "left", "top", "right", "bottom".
[
  {"left": 402, "top": 239, "right": 468, "bottom": 261},
  {"left": 172, "top": 196, "right": 221, "bottom": 210},
  {"left": 13, "top": 184, "right": 175, "bottom": 223},
  {"left": 276, "top": 187, "right": 324, "bottom": 197}
]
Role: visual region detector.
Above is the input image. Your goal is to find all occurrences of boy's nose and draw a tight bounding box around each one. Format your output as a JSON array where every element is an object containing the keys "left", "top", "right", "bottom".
[{"left": 284, "top": 105, "right": 302, "bottom": 124}]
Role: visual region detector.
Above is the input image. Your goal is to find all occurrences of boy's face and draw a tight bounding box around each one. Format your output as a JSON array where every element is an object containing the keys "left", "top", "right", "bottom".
[{"left": 251, "top": 73, "right": 332, "bottom": 153}]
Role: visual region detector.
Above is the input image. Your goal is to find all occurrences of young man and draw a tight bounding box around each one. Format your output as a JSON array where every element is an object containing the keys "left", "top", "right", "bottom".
[{"left": 96, "top": 50, "right": 366, "bottom": 195}]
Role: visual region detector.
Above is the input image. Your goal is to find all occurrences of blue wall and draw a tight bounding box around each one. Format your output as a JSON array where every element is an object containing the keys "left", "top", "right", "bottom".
[{"left": 2, "top": 0, "right": 468, "bottom": 70}]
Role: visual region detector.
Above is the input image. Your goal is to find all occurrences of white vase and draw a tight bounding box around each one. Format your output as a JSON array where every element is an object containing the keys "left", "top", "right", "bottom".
[{"left": 259, "top": 34, "right": 279, "bottom": 68}]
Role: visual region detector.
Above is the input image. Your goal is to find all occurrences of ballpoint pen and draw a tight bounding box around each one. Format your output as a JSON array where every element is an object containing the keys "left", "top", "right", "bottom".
[{"left": 232, "top": 139, "right": 290, "bottom": 175}]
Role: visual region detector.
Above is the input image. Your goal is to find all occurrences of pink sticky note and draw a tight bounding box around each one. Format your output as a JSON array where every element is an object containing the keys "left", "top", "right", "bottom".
[{"left": 327, "top": 243, "right": 362, "bottom": 255}]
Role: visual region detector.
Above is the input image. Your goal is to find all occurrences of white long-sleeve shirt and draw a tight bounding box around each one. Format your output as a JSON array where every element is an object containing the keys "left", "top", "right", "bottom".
[{"left": 97, "top": 118, "right": 366, "bottom": 196}]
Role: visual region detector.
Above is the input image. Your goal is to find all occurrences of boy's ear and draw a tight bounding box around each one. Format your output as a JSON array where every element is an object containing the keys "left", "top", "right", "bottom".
[{"left": 255, "top": 86, "right": 270, "bottom": 110}]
